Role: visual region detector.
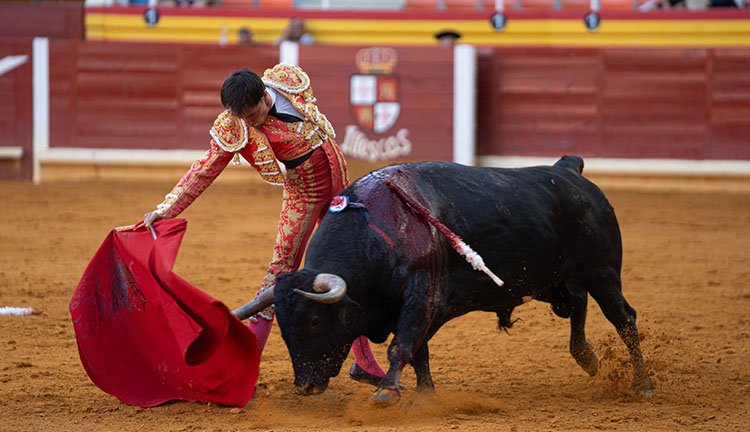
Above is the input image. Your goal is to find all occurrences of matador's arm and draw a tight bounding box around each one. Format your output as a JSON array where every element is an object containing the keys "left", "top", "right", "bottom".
[{"left": 153, "top": 140, "right": 233, "bottom": 219}]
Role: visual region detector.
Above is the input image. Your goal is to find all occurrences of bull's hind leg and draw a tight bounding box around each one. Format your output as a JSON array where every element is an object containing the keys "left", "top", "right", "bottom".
[
  {"left": 411, "top": 343, "right": 435, "bottom": 391},
  {"left": 585, "top": 268, "right": 654, "bottom": 397},
  {"left": 566, "top": 281, "right": 599, "bottom": 377}
]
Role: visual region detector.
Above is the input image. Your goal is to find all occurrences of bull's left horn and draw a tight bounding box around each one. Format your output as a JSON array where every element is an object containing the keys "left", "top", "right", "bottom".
[
  {"left": 231, "top": 287, "right": 275, "bottom": 320},
  {"left": 294, "top": 273, "right": 347, "bottom": 304}
]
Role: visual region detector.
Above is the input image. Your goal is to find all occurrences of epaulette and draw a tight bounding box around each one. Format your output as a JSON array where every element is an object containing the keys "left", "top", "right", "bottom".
[
  {"left": 262, "top": 64, "right": 311, "bottom": 95},
  {"left": 262, "top": 64, "right": 336, "bottom": 139},
  {"left": 210, "top": 110, "right": 249, "bottom": 153}
]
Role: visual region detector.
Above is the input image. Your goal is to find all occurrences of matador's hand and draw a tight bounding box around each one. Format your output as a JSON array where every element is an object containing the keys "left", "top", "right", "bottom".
[{"left": 143, "top": 211, "right": 162, "bottom": 228}]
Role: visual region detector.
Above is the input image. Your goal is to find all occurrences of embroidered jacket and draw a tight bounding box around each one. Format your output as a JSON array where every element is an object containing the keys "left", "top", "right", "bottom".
[{"left": 154, "top": 64, "right": 343, "bottom": 219}]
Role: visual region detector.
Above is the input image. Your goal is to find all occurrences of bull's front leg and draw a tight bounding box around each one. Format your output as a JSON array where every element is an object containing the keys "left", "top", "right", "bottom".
[
  {"left": 373, "top": 299, "right": 434, "bottom": 403},
  {"left": 373, "top": 342, "right": 434, "bottom": 403},
  {"left": 372, "top": 338, "right": 410, "bottom": 404}
]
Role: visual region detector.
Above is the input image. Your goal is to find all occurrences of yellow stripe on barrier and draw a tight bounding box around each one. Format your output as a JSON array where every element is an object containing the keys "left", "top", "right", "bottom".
[{"left": 86, "top": 13, "right": 750, "bottom": 47}]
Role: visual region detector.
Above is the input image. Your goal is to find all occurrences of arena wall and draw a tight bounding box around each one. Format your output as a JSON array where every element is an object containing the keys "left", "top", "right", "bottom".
[
  {"left": 297, "top": 44, "right": 458, "bottom": 168},
  {"left": 2, "top": 4, "right": 750, "bottom": 181},
  {"left": 0, "top": 3, "right": 84, "bottom": 40},
  {"left": 47, "top": 41, "right": 279, "bottom": 151},
  {"left": 0, "top": 40, "right": 34, "bottom": 181},
  {"left": 39, "top": 41, "right": 462, "bottom": 175},
  {"left": 6, "top": 38, "right": 750, "bottom": 180},
  {"left": 78, "top": 5, "right": 750, "bottom": 176},
  {"left": 477, "top": 47, "right": 750, "bottom": 161}
]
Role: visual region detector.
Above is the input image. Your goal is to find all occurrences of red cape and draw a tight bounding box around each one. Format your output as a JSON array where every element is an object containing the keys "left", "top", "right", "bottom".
[{"left": 70, "top": 219, "right": 259, "bottom": 407}]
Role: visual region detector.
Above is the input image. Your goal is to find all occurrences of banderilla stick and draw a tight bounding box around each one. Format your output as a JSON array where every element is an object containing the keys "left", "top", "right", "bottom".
[{"left": 384, "top": 179, "right": 504, "bottom": 287}]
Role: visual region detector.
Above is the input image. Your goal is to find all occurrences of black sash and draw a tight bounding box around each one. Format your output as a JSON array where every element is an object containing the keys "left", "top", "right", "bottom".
[
  {"left": 268, "top": 105, "right": 313, "bottom": 169},
  {"left": 269, "top": 105, "right": 303, "bottom": 123},
  {"left": 281, "top": 150, "right": 315, "bottom": 170}
]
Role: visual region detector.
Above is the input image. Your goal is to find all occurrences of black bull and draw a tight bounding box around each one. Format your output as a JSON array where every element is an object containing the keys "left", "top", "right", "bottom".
[{"left": 234, "top": 156, "right": 654, "bottom": 402}]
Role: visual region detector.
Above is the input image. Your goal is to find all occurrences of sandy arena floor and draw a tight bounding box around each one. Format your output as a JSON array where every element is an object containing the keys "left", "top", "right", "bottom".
[{"left": 0, "top": 166, "right": 749, "bottom": 431}]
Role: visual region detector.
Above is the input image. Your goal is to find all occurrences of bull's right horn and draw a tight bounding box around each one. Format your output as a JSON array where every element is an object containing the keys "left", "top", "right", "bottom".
[
  {"left": 231, "top": 287, "right": 275, "bottom": 320},
  {"left": 294, "top": 273, "right": 347, "bottom": 304}
]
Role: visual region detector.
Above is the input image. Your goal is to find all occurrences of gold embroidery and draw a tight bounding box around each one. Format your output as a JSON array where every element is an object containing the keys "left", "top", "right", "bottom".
[
  {"left": 155, "top": 186, "right": 185, "bottom": 216},
  {"left": 210, "top": 110, "right": 248, "bottom": 153},
  {"left": 262, "top": 64, "right": 336, "bottom": 139},
  {"left": 280, "top": 120, "right": 328, "bottom": 150},
  {"left": 262, "top": 64, "right": 310, "bottom": 94},
  {"left": 115, "top": 224, "right": 137, "bottom": 231}
]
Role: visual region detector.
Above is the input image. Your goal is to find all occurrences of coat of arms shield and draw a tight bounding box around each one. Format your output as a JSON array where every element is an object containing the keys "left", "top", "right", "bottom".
[{"left": 349, "top": 47, "right": 401, "bottom": 135}]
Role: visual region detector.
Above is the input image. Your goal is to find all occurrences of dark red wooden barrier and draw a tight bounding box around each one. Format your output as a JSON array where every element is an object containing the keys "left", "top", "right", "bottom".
[
  {"left": 0, "top": 3, "right": 84, "bottom": 40},
  {"left": 49, "top": 41, "right": 279, "bottom": 151},
  {"left": 299, "top": 45, "right": 454, "bottom": 174},
  {"left": 47, "top": 41, "right": 456, "bottom": 179},
  {"left": 11, "top": 40, "right": 746, "bottom": 173},
  {"left": 477, "top": 47, "right": 750, "bottom": 160},
  {"left": 0, "top": 40, "right": 33, "bottom": 181}
]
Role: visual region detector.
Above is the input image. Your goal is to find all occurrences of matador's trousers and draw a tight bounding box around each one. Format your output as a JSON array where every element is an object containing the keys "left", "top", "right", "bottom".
[{"left": 249, "top": 140, "right": 385, "bottom": 377}]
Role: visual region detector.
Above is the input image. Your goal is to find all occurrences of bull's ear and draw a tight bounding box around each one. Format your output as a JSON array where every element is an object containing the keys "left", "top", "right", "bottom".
[
  {"left": 340, "top": 295, "right": 361, "bottom": 309},
  {"left": 336, "top": 298, "right": 360, "bottom": 331}
]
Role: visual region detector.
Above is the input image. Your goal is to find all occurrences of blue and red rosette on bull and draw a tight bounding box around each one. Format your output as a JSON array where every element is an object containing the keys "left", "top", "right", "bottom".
[{"left": 328, "top": 195, "right": 350, "bottom": 213}]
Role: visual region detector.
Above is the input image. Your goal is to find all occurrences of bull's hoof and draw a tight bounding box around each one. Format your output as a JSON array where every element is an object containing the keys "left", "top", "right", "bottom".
[
  {"left": 372, "top": 387, "right": 401, "bottom": 405},
  {"left": 294, "top": 382, "right": 327, "bottom": 395},
  {"left": 575, "top": 350, "right": 599, "bottom": 377},
  {"left": 572, "top": 342, "right": 599, "bottom": 377},
  {"left": 631, "top": 376, "right": 655, "bottom": 398}
]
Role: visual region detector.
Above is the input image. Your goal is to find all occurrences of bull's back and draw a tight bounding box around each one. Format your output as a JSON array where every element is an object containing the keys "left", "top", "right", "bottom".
[
  {"left": 380, "top": 161, "right": 622, "bottom": 288},
  {"left": 403, "top": 161, "right": 613, "bottom": 234}
]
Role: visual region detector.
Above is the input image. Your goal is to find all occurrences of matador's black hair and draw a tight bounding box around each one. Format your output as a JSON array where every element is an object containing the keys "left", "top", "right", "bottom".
[{"left": 220, "top": 69, "right": 265, "bottom": 117}]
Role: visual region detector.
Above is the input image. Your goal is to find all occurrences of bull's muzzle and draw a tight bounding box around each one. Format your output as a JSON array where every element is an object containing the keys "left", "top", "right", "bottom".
[{"left": 294, "top": 377, "right": 329, "bottom": 395}]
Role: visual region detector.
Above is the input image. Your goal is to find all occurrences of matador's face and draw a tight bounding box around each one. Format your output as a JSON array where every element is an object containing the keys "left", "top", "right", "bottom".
[{"left": 244, "top": 91, "right": 273, "bottom": 128}]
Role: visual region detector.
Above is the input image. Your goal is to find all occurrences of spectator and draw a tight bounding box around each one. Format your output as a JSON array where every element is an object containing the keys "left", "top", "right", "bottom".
[
  {"left": 709, "top": 0, "right": 746, "bottom": 7},
  {"left": 237, "top": 27, "right": 253, "bottom": 46},
  {"left": 685, "top": 0, "right": 708, "bottom": 8},
  {"left": 275, "top": 17, "right": 315, "bottom": 45},
  {"left": 638, "top": 0, "right": 686, "bottom": 10},
  {"left": 434, "top": 29, "right": 461, "bottom": 48}
]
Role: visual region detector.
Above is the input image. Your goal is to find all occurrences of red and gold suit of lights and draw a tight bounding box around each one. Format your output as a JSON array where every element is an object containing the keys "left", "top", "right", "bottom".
[{"left": 153, "top": 64, "right": 349, "bottom": 320}]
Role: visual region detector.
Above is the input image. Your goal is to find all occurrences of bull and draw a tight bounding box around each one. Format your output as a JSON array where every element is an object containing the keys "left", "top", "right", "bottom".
[{"left": 234, "top": 156, "right": 654, "bottom": 403}]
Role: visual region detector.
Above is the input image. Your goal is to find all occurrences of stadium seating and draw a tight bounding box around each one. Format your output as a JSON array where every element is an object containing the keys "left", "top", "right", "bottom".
[
  {"left": 218, "top": 0, "right": 294, "bottom": 9},
  {"left": 295, "top": 0, "right": 404, "bottom": 9},
  {"left": 211, "top": 0, "right": 636, "bottom": 11},
  {"left": 404, "top": 0, "right": 635, "bottom": 11}
]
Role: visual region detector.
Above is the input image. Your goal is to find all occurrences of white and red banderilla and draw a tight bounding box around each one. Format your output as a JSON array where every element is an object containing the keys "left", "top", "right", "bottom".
[{"left": 384, "top": 179, "right": 505, "bottom": 288}]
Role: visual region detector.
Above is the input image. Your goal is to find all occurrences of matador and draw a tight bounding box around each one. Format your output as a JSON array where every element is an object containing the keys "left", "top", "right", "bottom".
[{"left": 143, "top": 64, "right": 386, "bottom": 386}]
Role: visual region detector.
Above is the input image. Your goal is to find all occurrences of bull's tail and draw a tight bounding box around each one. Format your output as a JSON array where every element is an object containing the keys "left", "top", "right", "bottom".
[{"left": 554, "top": 155, "right": 584, "bottom": 175}]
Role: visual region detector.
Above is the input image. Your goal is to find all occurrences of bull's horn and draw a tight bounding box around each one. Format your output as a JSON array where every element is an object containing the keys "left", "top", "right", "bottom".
[
  {"left": 293, "top": 273, "right": 347, "bottom": 304},
  {"left": 231, "top": 287, "right": 275, "bottom": 320}
]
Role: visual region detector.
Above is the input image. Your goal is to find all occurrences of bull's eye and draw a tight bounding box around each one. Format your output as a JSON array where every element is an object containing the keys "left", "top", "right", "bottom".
[{"left": 310, "top": 315, "right": 321, "bottom": 329}]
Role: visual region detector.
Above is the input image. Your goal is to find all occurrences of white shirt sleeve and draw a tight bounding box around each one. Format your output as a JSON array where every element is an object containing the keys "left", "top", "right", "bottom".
[{"left": 266, "top": 87, "right": 305, "bottom": 122}]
